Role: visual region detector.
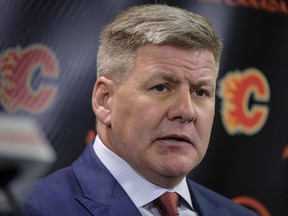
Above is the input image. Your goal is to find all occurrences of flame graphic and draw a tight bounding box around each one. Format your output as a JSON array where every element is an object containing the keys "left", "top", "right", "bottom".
[
  {"left": 218, "top": 68, "right": 270, "bottom": 135},
  {"left": 0, "top": 45, "right": 58, "bottom": 112}
]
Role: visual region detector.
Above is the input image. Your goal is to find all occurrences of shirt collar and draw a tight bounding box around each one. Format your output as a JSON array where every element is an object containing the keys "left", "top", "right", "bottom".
[{"left": 93, "top": 136, "right": 193, "bottom": 209}]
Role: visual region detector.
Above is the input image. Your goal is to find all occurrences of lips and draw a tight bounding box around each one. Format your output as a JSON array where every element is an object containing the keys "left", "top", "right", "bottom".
[{"left": 157, "top": 134, "right": 192, "bottom": 144}]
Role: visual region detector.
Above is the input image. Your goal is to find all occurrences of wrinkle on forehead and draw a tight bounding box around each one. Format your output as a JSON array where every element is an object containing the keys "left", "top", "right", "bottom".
[
  {"left": 128, "top": 44, "right": 217, "bottom": 87},
  {"left": 136, "top": 44, "right": 216, "bottom": 71}
]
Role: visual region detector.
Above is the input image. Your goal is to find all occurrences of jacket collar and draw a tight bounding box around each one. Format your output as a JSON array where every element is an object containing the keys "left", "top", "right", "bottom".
[
  {"left": 188, "top": 180, "right": 232, "bottom": 216},
  {"left": 71, "top": 141, "right": 142, "bottom": 216}
]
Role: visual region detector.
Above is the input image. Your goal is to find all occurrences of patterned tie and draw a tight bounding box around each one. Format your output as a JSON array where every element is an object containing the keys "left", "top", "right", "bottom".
[{"left": 154, "top": 192, "right": 179, "bottom": 216}]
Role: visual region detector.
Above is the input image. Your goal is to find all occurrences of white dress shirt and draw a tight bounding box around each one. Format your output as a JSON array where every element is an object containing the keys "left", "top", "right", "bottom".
[{"left": 93, "top": 136, "right": 198, "bottom": 216}]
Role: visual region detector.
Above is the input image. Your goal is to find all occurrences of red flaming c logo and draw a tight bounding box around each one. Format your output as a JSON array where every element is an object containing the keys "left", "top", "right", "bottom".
[
  {"left": 0, "top": 44, "right": 59, "bottom": 113},
  {"left": 218, "top": 68, "right": 270, "bottom": 135}
]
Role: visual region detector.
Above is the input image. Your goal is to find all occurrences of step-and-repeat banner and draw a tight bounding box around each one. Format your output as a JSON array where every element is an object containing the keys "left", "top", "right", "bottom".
[{"left": 1, "top": 0, "right": 287, "bottom": 215}]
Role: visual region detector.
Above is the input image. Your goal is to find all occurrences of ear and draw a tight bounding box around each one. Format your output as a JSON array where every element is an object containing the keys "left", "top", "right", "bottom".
[{"left": 92, "top": 76, "right": 115, "bottom": 126}]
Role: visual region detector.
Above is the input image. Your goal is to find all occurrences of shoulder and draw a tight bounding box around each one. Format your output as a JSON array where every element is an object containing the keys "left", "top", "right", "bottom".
[
  {"left": 22, "top": 142, "right": 106, "bottom": 216},
  {"left": 29, "top": 166, "right": 78, "bottom": 197},
  {"left": 187, "top": 180, "right": 259, "bottom": 216},
  {"left": 22, "top": 166, "right": 82, "bottom": 216},
  {"left": 24, "top": 141, "right": 96, "bottom": 201}
]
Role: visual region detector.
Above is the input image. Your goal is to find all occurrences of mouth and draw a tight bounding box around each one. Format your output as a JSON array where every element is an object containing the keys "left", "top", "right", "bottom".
[{"left": 157, "top": 134, "right": 192, "bottom": 145}]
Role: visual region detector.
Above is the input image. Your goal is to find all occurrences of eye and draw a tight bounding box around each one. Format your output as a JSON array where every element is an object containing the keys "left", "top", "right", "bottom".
[
  {"left": 195, "top": 89, "right": 207, "bottom": 97},
  {"left": 153, "top": 84, "right": 167, "bottom": 92}
]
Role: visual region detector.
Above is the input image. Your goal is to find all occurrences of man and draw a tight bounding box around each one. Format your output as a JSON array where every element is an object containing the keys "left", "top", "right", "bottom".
[{"left": 23, "top": 4, "right": 258, "bottom": 216}]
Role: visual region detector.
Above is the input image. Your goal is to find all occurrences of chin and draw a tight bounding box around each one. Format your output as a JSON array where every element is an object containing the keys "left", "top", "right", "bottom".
[{"left": 160, "top": 162, "right": 192, "bottom": 178}]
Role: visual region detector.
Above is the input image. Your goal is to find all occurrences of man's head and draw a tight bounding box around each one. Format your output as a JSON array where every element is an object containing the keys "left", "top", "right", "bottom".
[{"left": 92, "top": 4, "right": 222, "bottom": 188}]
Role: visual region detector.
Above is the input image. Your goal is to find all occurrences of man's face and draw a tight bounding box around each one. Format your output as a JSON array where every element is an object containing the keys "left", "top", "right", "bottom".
[{"left": 100, "top": 44, "right": 217, "bottom": 188}]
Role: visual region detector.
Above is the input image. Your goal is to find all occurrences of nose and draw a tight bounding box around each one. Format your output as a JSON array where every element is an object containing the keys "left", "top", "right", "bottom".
[{"left": 167, "top": 89, "right": 196, "bottom": 123}]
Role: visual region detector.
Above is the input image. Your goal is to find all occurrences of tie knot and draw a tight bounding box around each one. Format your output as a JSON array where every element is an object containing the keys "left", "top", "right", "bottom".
[{"left": 154, "top": 192, "right": 179, "bottom": 216}]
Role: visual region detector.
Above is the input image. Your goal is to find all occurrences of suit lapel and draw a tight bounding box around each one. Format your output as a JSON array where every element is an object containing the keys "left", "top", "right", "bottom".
[
  {"left": 74, "top": 185, "right": 141, "bottom": 216},
  {"left": 72, "top": 142, "right": 142, "bottom": 216},
  {"left": 187, "top": 180, "right": 231, "bottom": 216}
]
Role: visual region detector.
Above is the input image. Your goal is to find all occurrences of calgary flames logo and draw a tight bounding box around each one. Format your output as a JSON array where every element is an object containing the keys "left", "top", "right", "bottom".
[
  {"left": 218, "top": 68, "right": 270, "bottom": 135},
  {"left": 0, "top": 44, "right": 59, "bottom": 113}
]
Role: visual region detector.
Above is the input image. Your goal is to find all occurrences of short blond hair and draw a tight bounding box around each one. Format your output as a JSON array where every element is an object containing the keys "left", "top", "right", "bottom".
[{"left": 97, "top": 4, "right": 222, "bottom": 82}]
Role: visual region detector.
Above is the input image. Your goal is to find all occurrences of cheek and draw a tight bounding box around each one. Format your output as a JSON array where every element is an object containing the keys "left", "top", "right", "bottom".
[
  {"left": 112, "top": 101, "right": 167, "bottom": 156},
  {"left": 197, "top": 107, "right": 215, "bottom": 138},
  {"left": 112, "top": 97, "right": 156, "bottom": 134}
]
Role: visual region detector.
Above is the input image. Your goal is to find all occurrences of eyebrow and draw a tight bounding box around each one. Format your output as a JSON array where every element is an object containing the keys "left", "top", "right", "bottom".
[
  {"left": 149, "top": 72, "right": 181, "bottom": 83},
  {"left": 196, "top": 79, "right": 213, "bottom": 86},
  {"left": 195, "top": 79, "right": 216, "bottom": 93},
  {"left": 146, "top": 71, "right": 215, "bottom": 91}
]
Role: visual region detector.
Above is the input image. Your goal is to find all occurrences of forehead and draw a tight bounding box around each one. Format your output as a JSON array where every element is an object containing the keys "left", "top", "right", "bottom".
[{"left": 128, "top": 44, "right": 217, "bottom": 81}]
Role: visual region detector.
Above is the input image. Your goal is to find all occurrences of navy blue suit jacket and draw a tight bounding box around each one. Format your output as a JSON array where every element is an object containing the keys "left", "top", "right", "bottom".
[{"left": 23, "top": 142, "right": 258, "bottom": 216}]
